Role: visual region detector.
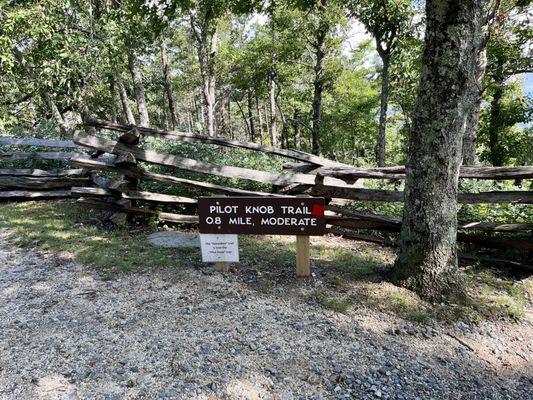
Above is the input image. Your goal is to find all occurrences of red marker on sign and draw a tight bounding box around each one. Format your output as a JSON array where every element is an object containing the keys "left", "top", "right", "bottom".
[{"left": 311, "top": 203, "right": 325, "bottom": 217}]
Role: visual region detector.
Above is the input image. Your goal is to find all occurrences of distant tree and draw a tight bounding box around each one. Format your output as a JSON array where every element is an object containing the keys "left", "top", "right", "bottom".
[
  {"left": 462, "top": 0, "right": 531, "bottom": 165},
  {"left": 348, "top": 0, "right": 415, "bottom": 167},
  {"left": 479, "top": 1, "right": 532, "bottom": 166}
]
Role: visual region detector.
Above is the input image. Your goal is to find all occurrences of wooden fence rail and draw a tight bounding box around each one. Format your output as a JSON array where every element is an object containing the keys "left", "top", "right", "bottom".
[
  {"left": 84, "top": 118, "right": 350, "bottom": 168},
  {"left": 316, "top": 165, "right": 533, "bottom": 180},
  {"left": 0, "top": 136, "right": 92, "bottom": 201},
  {"left": 72, "top": 132, "right": 351, "bottom": 187},
  {"left": 0, "top": 137, "right": 82, "bottom": 149}
]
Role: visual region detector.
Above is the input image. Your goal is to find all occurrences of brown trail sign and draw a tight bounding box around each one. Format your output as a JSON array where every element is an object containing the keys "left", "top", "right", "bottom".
[
  {"left": 198, "top": 197, "right": 325, "bottom": 235},
  {"left": 198, "top": 196, "right": 326, "bottom": 276}
]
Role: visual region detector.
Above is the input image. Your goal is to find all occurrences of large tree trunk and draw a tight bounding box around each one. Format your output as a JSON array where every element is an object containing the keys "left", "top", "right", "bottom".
[
  {"left": 269, "top": 73, "right": 278, "bottom": 147},
  {"left": 393, "top": 0, "right": 498, "bottom": 301},
  {"left": 311, "top": 20, "right": 329, "bottom": 156},
  {"left": 376, "top": 51, "right": 390, "bottom": 167},
  {"left": 160, "top": 37, "right": 178, "bottom": 129},
  {"left": 127, "top": 47, "right": 150, "bottom": 127},
  {"left": 116, "top": 71, "right": 136, "bottom": 125}
]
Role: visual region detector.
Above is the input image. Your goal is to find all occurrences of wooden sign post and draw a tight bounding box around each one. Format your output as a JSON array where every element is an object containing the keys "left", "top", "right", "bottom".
[
  {"left": 296, "top": 235, "right": 310, "bottom": 277},
  {"left": 198, "top": 196, "right": 325, "bottom": 277}
]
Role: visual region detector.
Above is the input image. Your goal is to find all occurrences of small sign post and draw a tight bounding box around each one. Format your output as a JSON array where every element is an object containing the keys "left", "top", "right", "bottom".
[
  {"left": 198, "top": 196, "right": 325, "bottom": 277},
  {"left": 199, "top": 233, "right": 239, "bottom": 272}
]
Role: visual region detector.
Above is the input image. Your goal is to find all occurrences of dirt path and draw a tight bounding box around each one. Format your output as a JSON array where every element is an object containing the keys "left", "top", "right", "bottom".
[{"left": 0, "top": 227, "right": 531, "bottom": 400}]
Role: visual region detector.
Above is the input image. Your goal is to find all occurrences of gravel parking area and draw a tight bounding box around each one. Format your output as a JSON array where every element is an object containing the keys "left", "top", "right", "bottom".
[{"left": 0, "top": 227, "right": 532, "bottom": 399}]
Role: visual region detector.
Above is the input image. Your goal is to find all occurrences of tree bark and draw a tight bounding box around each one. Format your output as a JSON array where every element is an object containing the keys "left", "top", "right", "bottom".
[
  {"left": 160, "top": 37, "right": 179, "bottom": 129},
  {"left": 488, "top": 84, "right": 505, "bottom": 166},
  {"left": 269, "top": 73, "right": 278, "bottom": 147},
  {"left": 462, "top": 48, "right": 487, "bottom": 165},
  {"left": 116, "top": 71, "right": 136, "bottom": 125},
  {"left": 293, "top": 109, "right": 302, "bottom": 150},
  {"left": 256, "top": 96, "right": 265, "bottom": 145},
  {"left": 376, "top": 50, "right": 390, "bottom": 167},
  {"left": 108, "top": 75, "right": 118, "bottom": 123},
  {"left": 311, "top": 20, "right": 329, "bottom": 156},
  {"left": 247, "top": 91, "right": 256, "bottom": 142},
  {"left": 190, "top": 10, "right": 217, "bottom": 137},
  {"left": 127, "top": 46, "right": 150, "bottom": 127},
  {"left": 462, "top": 0, "right": 496, "bottom": 166},
  {"left": 393, "top": 0, "right": 498, "bottom": 301},
  {"left": 236, "top": 99, "right": 251, "bottom": 138}
]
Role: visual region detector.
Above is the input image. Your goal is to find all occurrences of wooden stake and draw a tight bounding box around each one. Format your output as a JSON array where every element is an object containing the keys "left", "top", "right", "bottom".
[
  {"left": 215, "top": 262, "right": 229, "bottom": 273},
  {"left": 296, "top": 235, "right": 310, "bottom": 277}
]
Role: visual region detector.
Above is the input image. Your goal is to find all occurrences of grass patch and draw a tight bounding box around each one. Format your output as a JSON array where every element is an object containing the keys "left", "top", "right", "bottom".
[
  {"left": 407, "top": 311, "right": 431, "bottom": 324},
  {"left": 0, "top": 201, "right": 183, "bottom": 274},
  {"left": 314, "top": 290, "right": 352, "bottom": 314},
  {"left": 462, "top": 268, "right": 530, "bottom": 320}
]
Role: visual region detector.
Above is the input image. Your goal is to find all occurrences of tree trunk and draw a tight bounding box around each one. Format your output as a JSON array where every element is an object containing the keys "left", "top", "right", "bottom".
[
  {"left": 462, "top": 49, "right": 487, "bottom": 165},
  {"left": 108, "top": 75, "right": 118, "bottom": 123},
  {"left": 269, "top": 73, "right": 278, "bottom": 147},
  {"left": 127, "top": 47, "right": 150, "bottom": 127},
  {"left": 376, "top": 51, "right": 390, "bottom": 167},
  {"left": 311, "top": 20, "right": 328, "bottom": 156},
  {"left": 264, "top": 103, "right": 270, "bottom": 144},
  {"left": 236, "top": 100, "right": 251, "bottom": 138},
  {"left": 192, "top": 13, "right": 217, "bottom": 137},
  {"left": 42, "top": 93, "right": 69, "bottom": 139},
  {"left": 462, "top": 97, "right": 482, "bottom": 165},
  {"left": 293, "top": 109, "right": 302, "bottom": 150},
  {"left": 247, "top": 91, "right": 256, "bottom": 142},
  {"left": 116, "top": 71, "right": 136, "bottom": 125},
  {"left": 488, "top": 84, "right": 504, "bottom": 166},
  {"left": 217, "top": 92, "right": 230, "bottom": 137},
  {"left": 462, "top": 8, "right": 493, "bottom": 167},
  {"left": 393, "top": 0, "right": 497, "bottom": 301},
  {"left": 276, "top": 97, "right": 288, "bottom": 149},
  {"left": 160, "top": 37, "right": 178, "bottom": 129},
  {"left": 256, "top": 96, "right": 265, "bottom": 145},
  {"left": 227, "top": 97, "right": 233, "bottom": 139}
]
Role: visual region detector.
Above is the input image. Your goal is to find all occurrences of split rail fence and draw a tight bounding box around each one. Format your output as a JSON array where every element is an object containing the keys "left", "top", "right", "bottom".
[{"left": 1, "top": 119, "right": 532, "bottom": 270}]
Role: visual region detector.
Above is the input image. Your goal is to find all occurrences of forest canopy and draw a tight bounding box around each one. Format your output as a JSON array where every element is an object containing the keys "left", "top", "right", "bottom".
[{"left": 1, "top": 0, "right": 530, "bottom": 167}]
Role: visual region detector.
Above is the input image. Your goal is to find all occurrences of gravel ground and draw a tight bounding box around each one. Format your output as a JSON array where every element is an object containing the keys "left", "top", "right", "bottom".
[{"left": 0, "top": 227, "right": 532, "bottom": 400}]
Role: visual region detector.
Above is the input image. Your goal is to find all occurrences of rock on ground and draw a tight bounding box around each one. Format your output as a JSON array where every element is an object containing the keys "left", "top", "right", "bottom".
[{"left": 147, "top": 231, "right": 200, "bottom": 248}]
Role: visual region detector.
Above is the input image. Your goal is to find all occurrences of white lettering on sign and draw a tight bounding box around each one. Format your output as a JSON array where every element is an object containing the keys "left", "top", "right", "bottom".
[
  {"left": 260, "top": 217, "right": 317, "bottom": 226},
  {"left": 280, "top": 206, "right": 310, "bottom": 214},
  {"left": 200, "top": 234, "right": 239, "bottom": 262}
]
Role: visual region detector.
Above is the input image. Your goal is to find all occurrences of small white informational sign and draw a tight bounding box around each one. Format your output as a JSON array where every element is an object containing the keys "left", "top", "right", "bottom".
[{"left": 200, "top": 234, "right": 239, "bottom": 263}]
